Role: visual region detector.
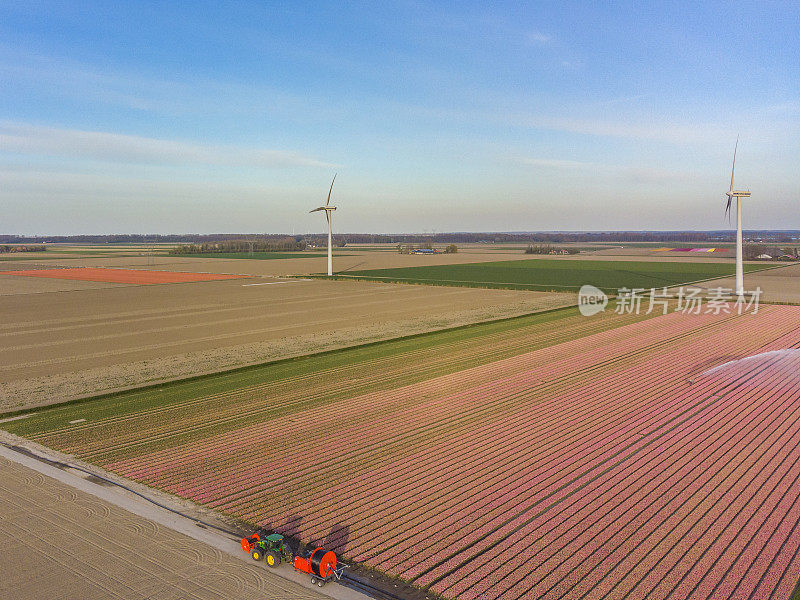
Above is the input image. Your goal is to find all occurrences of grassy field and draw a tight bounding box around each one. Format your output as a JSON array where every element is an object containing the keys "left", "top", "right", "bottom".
[{"left": 336, "top": 258, "right": 769, "bottom": 292}]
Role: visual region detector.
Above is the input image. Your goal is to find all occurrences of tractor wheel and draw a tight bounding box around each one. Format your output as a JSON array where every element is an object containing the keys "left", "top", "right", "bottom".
[
  {"left": 317, "top": 579, "right": 325, "bottom": 587},
  {"left": 310, "top": 576, "right": 317, "bottom": 585},
  {"left": 265, "top": 550, "right": 280, "bottom": 568},
  {"left": 251, "top": 548, "right": 262, "bottom": 561}
]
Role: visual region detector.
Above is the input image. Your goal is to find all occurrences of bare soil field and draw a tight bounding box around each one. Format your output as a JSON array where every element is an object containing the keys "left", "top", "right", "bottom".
[
  {"left": 0, "top": 277, "right": 571, "bottom": 410},
  {"left": 0, "top": 455, "right": 325, "bottom": 600},
  {"left": 673, "top": 262, "right": 800, "bottom": 304},
  {"left": 0, "top": 267, "right": 249, "bottom": 284},
  {"left": 0, "top": 274, "right": 130, "bottom": 295}
]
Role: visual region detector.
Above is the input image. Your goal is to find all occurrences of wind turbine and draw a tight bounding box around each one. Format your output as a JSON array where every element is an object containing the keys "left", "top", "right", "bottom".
[
  {"left": 310, "top": 174, "right": 337, "bottom": 276},
  {"left": 724, "top": 138, "right": 751, "bottom": 296}
]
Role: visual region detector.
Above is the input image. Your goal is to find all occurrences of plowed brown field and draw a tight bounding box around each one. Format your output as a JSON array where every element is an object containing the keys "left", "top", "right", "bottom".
[
  {"left": 0, "top": 456, "right": 325, "bottom": 600},
  {"left": 0, "top": 277, "right": 571, "bottom": 410},
  {"left": 0, "top": 267, "right": 249, "bottom": 285}
]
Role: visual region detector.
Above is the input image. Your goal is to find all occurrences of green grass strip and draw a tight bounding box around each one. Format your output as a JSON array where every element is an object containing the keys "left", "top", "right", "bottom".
[{"left": 331, "top": 258, "right": 770, "bottom": 293}]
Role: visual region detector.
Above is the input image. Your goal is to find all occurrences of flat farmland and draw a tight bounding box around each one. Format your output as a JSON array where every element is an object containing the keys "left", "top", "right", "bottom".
[
  {"left": 5, "top": 243, "right": 757, "bottom": 280},
  {"left": 338, "top": 258, "right": 771, "bottom": 292},
  {"left": 5, "top": 305, "right": 800, "bottom": 600},
  {"left": 1, "top": 267, "right": 249, "bottom": 284},
  {"left": 12, "top": 246, "right": 539, "bottom": 277},
  {"left": 0, "top": 456, "right": 325, "bottom": 600},
  {"left": 177, "top": 251, "right": 326, "bottom": 260},
  {"left": 0, "top": 276, "right": 572, "bottom": 410},
  {"left": 695, "top": 262, "right": 800, "bottom": 304}
]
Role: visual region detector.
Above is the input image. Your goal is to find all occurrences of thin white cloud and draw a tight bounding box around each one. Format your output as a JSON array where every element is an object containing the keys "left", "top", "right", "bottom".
[
  {"left": 515, "top": 156, "right": 698, "bottom": 184},
  {"left": 399, "top": 102, "right": 726, "bottom": 144},
  {"left": 507, "top": 114, "right": 723, "bottom": 144},
  {"left": 594, "top": 93, "right": 653, "bottom": 107},
  {"left": 765, "top": 101, "right": 800, "bottom": 114},
  {"left": 517, "top": 157, "right": 591, "bottom": 169},
  {"left": 0, "top": 122, "right": 334, "bottom": 169},
  {"left": 0, "top": 46, "right": 346, "bottom": 122},
  {"left": 526, "top": 31, "right": 551, "bottom": 45}
]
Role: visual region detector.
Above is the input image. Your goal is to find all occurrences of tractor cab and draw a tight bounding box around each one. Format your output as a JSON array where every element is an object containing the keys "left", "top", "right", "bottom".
[{"left": 241, "top": 531, "right": 293, "bottom": 567}]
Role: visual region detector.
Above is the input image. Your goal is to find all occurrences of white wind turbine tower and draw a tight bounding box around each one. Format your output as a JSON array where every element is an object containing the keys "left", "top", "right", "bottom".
[
  {"left": 310, "top": 174, "right": 337, "bottom": 276},
  {"left": 725, "top": 138, "right": 751, "bottom": 296}
]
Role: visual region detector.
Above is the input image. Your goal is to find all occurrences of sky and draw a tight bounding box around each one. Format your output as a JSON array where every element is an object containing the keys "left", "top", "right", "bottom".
[{"left": 1, "top": 1, "right": 798, "bottom": 235}]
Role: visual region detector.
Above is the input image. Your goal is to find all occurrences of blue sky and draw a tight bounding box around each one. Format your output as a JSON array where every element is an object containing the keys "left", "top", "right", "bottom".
[{"left": 1, "top": 1, "right": 798, "bottom": 234}]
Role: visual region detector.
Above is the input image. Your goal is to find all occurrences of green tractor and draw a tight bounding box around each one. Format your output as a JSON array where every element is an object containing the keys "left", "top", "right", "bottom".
[{"left": 242, "top": 532, "right": 293, "bottom": 568}]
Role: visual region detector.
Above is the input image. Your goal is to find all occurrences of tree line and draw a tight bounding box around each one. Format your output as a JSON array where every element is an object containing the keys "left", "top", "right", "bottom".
[
  {"left": 3, "top": 230, "right": 798, "bottom": 245},
  {"left": 0, "top": 244, "right": 46, "bottom": 253},
  {"left": 743, "top": 244, "right": 800, "bottom": 260},
  {"left": 524, "top": 244, "right": 580, "bottom": 255},
  {"left": 170, "top": 238, "right": 307, "bottom": 254}
]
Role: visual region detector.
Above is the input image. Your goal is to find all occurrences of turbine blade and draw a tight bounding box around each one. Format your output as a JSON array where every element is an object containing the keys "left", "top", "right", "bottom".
[
  {"left": 725, "top": 196, "right": 732, "bottom": 223},
  {"left": 310, "top": 207, "right": 325, "bottom": 213},
  {"left": 326, "top": 210, "right": 331, "bottom": 226},
  {"left": 326, "top": 173, "right": 337, "bottom": 206},
  {"left": 729, "top": 135, "right": 738, "bottom": 192}
]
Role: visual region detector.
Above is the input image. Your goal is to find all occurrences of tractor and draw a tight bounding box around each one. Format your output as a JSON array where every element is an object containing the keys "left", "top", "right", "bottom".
[{"left": 241, "top": 531, "right": 293, "bottom": 568}]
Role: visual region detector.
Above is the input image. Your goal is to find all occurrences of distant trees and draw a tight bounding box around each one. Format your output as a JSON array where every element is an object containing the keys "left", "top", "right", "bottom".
[
  {"left": 3, "top": 231, "right": 799, "bottom": 246},
  {"left": 743, "top": 243, "right": 769, "bottom": 260},
  {"left": 170, "top": 238, "right": 306, "bottom": 255},
  {"left": 524, "top": 244, "right": 579, "bottom": 255},
  {"left": 397, "top": 243, "right": 451, "bottom": 254},
  {"left": 0, "top": 244, "right": 45, "bottom": 253}
]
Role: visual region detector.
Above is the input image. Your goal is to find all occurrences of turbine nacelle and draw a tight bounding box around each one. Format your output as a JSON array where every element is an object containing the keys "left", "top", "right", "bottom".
[{"left": 309, "top": 206, "right": 337, "bottom": 213}]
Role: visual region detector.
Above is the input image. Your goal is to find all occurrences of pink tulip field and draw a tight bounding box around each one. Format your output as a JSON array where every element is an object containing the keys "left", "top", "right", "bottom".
[{"left": 23, "top": 305, "right": 800, "bottom": 599}]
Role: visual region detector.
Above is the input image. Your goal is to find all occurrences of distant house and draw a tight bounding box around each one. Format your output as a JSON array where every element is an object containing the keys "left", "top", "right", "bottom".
[
  {"left": 755, "top": 254, "right": 773, "bottom": 260},
  {"left": 778, "top": 254, "right": 799, "bottom": 261},
  {"left": 412, "top": 248, "right": 437, "bottom": 254}
]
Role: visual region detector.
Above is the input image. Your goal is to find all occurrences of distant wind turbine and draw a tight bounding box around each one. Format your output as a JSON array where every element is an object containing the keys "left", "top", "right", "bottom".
[
  {"left": 310, "top": 174, "right": 337, "bottom": 276},
  {"left": 725, "top": 137, "right": 751, "bottom": 296}
]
